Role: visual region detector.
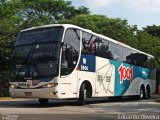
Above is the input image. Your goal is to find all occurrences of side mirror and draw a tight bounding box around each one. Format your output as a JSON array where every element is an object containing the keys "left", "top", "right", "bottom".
[{"left": 5, "top": 45, "right": 15, "bottom": 50}]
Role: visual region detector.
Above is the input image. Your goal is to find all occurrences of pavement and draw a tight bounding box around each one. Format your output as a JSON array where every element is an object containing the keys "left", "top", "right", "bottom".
[
  {"left": 0, "top": 94, "right": 159, "bottom": 101},
  {"left": 0, "top": 94, "right": 160, "bottom": 120}
]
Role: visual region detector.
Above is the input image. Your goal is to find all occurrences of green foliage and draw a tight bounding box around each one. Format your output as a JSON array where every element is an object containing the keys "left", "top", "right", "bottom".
[
  {"left": 136, "top": 31, "right": 160, "bottom": 68},
  {"left": 142, "top": 25, "right": 160, "bottom": 69},
  {"left": 0, "top": 0, "right": 90, "bottom": 41},
  {"left": 143, "top": 25, "right": 160, "bottom": 38},
  {"left": 0, "top": 0, "right": 90, "bottom": 92}
]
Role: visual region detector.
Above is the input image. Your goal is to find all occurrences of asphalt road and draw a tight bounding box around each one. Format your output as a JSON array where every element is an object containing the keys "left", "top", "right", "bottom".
[{"left": 0, "top": 95, "right": 160, "bottom": 120}]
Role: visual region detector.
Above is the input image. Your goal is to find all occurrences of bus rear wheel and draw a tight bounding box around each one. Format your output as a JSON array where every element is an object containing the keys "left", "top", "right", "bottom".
[
  {"left": 140, "top": 87, "right": 145, "bottom": 99},
  {"left": 78, "top": 83, "right": 87, "bottom": 105},
  {"left": 145, "top": 86, "right": 150, "bottom": 99},
  {"left": 39, "top": 98, "right": 49, "bottom": 105}
]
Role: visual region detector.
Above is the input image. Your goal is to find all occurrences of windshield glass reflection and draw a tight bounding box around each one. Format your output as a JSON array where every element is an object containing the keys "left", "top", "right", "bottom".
[{"left": 11, "top": 43, "right": 60, "bottom": 80}]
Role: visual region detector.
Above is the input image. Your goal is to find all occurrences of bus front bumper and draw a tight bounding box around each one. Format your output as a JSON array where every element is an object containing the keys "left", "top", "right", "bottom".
[{"left": 9, "top": 88, "right": 58, "bottom": 99}]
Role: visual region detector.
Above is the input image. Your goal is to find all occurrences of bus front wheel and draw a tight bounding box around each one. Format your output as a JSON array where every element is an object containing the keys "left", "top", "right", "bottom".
[
  {"left": 78, "top": 83, "right": 87, "bottom": 105},
  {"left": 39, "top": 98, "right": 49, "bottom": 105}
]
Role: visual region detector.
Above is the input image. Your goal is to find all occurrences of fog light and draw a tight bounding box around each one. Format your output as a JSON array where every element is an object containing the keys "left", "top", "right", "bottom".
[{"left": 49, "top": 92, "right": 53, "bottom": 96}]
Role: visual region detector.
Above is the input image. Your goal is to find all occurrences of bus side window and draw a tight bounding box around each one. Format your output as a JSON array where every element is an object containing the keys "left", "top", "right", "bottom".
[
  {"left": 97, "top": 38, "right": 113, "bottom": 59},
  {"left": 61, "top": 29, "right": 80, "bottom": 76},
  {"left": 111, "top": 43, "right": 123, "bottom": 61},
  {"left": 123, "top": 47, "right": 131, "bottom": 63},
  {"left": 128, "top": 50, "right": 137, "bottom": 66},
  {"left": 88, "top": 36, "right": 97, "bottom": 54},
  {"left": 82, "top": 32, "right": 92, "bottom": 54}
]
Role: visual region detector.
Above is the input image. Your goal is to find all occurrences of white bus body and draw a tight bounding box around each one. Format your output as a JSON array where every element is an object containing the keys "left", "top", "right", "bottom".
[{"left": 9, "top": 24, "right": 156, "bottom": 104}]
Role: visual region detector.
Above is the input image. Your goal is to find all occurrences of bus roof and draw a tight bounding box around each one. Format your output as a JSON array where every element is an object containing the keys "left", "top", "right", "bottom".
[{"left": 21, "top": 24, "right": 154, "bottom": 58}]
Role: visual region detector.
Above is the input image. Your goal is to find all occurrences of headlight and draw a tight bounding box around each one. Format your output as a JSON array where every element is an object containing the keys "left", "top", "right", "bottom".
[
  {"left": 9, "top": 84, "right": 17, "bottom": 89},
  {"left": 42, "top": 83, "right": 58, "bottom": 88}
]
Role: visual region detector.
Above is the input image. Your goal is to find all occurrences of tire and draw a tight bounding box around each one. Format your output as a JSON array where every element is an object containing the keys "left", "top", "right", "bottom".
[
  {"left": 145, "top": 87, "right": 150, "bottom": 99},
  {"left": 78, "top": 83, "right": 87, "bottom": 105},
  {"left": 140, "top": 87, "right": 145, "bottom": 99},
  {"left": 39, "top": 98, "right": 49, "bottom": 105}
]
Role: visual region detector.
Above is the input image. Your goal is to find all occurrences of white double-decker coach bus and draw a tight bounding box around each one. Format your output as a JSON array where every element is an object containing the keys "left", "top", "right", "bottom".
[{"left": 9, "top": 24, "right": 156, "bottom": 105}]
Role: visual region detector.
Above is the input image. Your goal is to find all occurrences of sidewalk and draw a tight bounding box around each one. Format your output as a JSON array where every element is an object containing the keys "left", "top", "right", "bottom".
[
  {"left": 155, "top": 94, "right": 160, "bottom": 102},
  {"left": 0, "top": 94, "right": 160, "bottom": 101},
  {"left": 156, "top": 99, "right": 160, "bottom": 102}
]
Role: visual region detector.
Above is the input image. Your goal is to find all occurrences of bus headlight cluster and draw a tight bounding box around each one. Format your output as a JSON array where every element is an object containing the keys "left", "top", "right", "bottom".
[
  {"left": 42, "top": 83, "right": 58, "bottom": 88},
  {"left": 9, "top": 84, "right": 17, "bottom": 89}
]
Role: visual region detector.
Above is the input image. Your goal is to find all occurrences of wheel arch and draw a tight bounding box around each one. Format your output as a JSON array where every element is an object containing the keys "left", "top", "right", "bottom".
[
  {"left": 79, "top": 80, "right": 93, "bottom": 98},
  {"left": 140, "top": 84, "right": 145, "bottom": 91},
  {"left": 146, "top": 84, "right": 151, "bottom": 94}
]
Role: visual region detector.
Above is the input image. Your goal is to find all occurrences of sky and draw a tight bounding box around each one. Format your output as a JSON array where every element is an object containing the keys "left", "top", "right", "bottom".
[{"left": 67, "top": 0, "right": 160, "bottom": 29}]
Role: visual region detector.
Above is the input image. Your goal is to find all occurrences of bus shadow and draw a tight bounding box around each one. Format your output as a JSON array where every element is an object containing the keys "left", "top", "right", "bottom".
[
  {"left": 87, "top": 96, "right": 141, "bottom": 104},
  {"left": 0, "top": 95, "right": 156, "bottom": 108},
  {"left": 87, "top": 94, "right": 159, "bottom": 105}
]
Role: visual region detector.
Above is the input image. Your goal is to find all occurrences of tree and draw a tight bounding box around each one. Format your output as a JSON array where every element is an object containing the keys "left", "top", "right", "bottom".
[
  {"left": 0, "top": 0, "right": 90, "bottom": 40},
  {"left": 15, "top": 0, "right": 89, "bottom": 29},
  {"left": 0, "top": 0, "right": 90, "bottom": 51},
  {"left": 143, "top": 25, "right": 160, "bottom": 38},
  {"left": 141, "top": 25, "right": 160, "bottom": 68},
  {"left": 0, "top": 0, "right": 90, "bottom": 91}
]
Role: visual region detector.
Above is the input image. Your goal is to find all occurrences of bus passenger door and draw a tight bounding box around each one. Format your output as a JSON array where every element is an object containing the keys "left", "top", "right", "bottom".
[{"left": 59, "top": 28, "right": 80, "bottom": 98}]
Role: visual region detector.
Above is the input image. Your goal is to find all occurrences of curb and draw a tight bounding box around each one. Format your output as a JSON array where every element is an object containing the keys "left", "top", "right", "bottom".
[
  {"left": 0, "top": 97, "right": 33, "bottom": 100},
  {"left": 0, "top": 97, "right": 13, "bottom": 100},
  {"left": 155, "top": 99, "right": 160, "bottom": 103}
]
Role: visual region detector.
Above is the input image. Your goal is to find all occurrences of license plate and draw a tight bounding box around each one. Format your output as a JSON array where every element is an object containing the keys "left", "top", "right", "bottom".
[{"left": 24, "top": 92, "right": 32, "bottom": 96}]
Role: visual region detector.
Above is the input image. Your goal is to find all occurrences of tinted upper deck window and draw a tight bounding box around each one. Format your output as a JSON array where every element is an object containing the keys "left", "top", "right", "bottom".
[{"left": 16, "top": 27, "right": 64, "bottom": 46}]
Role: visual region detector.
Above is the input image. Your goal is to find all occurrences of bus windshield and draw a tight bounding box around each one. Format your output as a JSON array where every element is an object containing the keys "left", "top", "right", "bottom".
[
  {"left": 11, "top": 27, "right": 63, "bottom": 81},
  {"left": 15, "top": 27, "right": 63, "bottom": 46}
]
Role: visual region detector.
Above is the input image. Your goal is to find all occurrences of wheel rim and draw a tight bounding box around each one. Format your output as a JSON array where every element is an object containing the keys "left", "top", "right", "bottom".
[
  {"left": 146, "top": 89, "right": 149, "bottom": 98},
  {"left": 140, "top": 89, "right": 143, "bottom": 98},
  {"left": 78, "top": 84, "right": 87, "bottom": 105},
  {"left": 84, "top": 89, "right": 87, "bottom": 99}
]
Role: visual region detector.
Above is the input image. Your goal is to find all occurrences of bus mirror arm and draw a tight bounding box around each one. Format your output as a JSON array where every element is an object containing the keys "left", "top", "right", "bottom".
[
  {"left": 60, "top": 42, "right": 64, "bottom": 46},
  {"left": 5, "top": 44, "right": 15, "bottom": 50}
]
